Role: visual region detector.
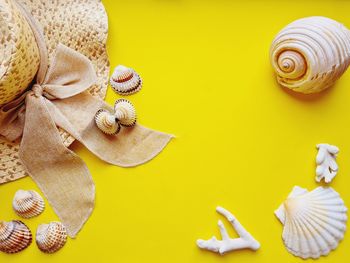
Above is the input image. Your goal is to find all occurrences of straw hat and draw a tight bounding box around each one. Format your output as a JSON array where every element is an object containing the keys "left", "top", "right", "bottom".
[{"left": 0, "top": 0, "right": 109, "bottom": 183}]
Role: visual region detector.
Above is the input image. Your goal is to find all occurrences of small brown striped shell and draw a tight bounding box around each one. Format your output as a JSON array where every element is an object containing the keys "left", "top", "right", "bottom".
[
  {"left": 95, "top": 109, "right": 121, "bottom": 135},
  {"left": 95, "top": 99, "right": 137, "bottom": 135},
  {"left": 0, "top": 220, "right": 32, "bottom": 253},
  {"left": 36, "top": 221, "right": 67, "bottom": 253},
  {"left": 114, "top": 99, "right": 137, "bottom": 127},
  {"left": 110, "top": 65, "right": 142, "bottom": 95},
  {"left": 12, "top": 190, "right": 45, "bottom": 218}
]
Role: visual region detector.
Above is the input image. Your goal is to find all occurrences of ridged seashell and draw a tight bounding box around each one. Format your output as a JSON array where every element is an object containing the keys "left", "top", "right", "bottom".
[
  {"left": 270, "top": 16, "right": 350, "bottom": 94},
  {"left": 114, "top": 99, "right": 137, "bottom": 127},
  {"left": 95, "top": 109, "right": 121, "bottom": 135},
  {"left": 275, "top": 186, "right": 347, "bottom": 259},
  {"left": 12, "top": 190, "right": 45, "bottom": 218},
  {"left": 36, "top": 221, "right": 67, "bottom": 253},
  {"left": 0, "top": 220, "right": 32, "bottom": 253},
  {"left": 110, "top": 65, "right": 142, "bottom": 95}
]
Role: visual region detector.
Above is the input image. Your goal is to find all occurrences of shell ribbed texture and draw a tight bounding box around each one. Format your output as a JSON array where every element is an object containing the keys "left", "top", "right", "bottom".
[
  {"left": 270, "top": 16, "right": 350, "bottom": 94},
  {"left": 0, "top": 220, "right": 32, "bottom": 253}
]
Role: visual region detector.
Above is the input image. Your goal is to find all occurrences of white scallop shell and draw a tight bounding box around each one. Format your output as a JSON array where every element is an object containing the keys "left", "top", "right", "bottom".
[
  {"left": 275, "top": 186, "right": 347, "bottom": 259},
  {"left": 114, "top": 99, "right": 137, "bottom": 127},
  {"left": 270, "top": 16, "right": 350, "bottom": 94},
  {"left": 12, "top": 190, "right": 45, "bottom": 218},
  {"left": 36, "top": 221, "right": 67, "bottom": 253},
  {"left": 0, "top": 220, "right": 32, "bottom": 253},
  {"left": 110, "top": 65, "right": 142, "bottom": 95},
  {"left": 95, "top": 109, "right": 121, "bottom": 135}
]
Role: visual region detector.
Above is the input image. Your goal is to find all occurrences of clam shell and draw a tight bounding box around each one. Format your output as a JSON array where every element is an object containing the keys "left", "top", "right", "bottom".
[
  {"left": 110, "top": 65, "right": 142, "bottom": 95},
  {"left": 114, "top": 99, "right": 137, "bottom": 127},
  {"left": 95, "top": 109, "right": 121, "bottom": 135},
  {"left": 275, "top": 186, "right": 347, "bottom": 259},
  {"left": 12, "top": 190, "right": 45, "bottom": 218},
  {"left": 270, "top": 16, "right": 350, "bottom": 94},
  {"left": 36, "top": 221, "right": 67, "bottom": 253},
  {"left": 0, "top": 220, "right": 32, "bottom": 253}
]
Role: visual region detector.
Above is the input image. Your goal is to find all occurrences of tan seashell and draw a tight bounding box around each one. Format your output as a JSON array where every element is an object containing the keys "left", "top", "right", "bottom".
[
  {"left": 270, "top": 16, "right": 350, "bottom": 94},
  {"left": 110, "top": 65, "right": 142, "bottom": 95},
  {"left": 95, "top": 99, "right": 137, "bottom": 135},
  {"left": 275, "top": 186, "right": 347, "bottom": 259},
  {"left": 95, "top": 109, "right": 121, "bottom": 135},
  {"left": 36, "top": 221, "right": 67, "bottom": 253},
  {"left": 114, "top": 99, "right": 137, "bottom": 127},
  {"left": 0, "top": 220, "right": 32, "bottom": 254},
  {"left": 12, "top": 190, "right": 45, "bottom": 218}
]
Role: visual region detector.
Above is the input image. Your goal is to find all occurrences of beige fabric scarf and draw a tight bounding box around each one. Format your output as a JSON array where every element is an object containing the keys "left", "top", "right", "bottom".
[{"left": 0, "top": 1, "right": 173, "bottom": 237}]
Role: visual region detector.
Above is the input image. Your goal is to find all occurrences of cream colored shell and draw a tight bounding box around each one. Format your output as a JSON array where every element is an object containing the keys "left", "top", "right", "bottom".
[
  {"left": 0, "top": 220, "right": 32, "bottom": 253},
  {"left": 36, "top": 221, "right": 67, "bottom": 253},
  {"left": 95, "top": 99, "right": 137, "bottom": 135},
  {"left": 275, "top": 186, "right": 347, "bottom": 259},
  {"left": 114, "top": 99, "right": 137, "bottom": 127},
  {"left": 95, "top": 109, "right": 121, "bottom": 135},
  {"left": 270, "top": 16, "right": 350, "bottom": 94},
  {"left": 110, "top": 65, "right": 142, "bottom": 95},
  {"left": 12, "top": 189, "right": 45, "bottom": 218}
]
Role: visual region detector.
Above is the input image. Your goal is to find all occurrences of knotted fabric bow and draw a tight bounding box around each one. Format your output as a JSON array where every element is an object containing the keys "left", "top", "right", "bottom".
[{"left": 0, "top": 1, "right": 173, "bottom": 238}]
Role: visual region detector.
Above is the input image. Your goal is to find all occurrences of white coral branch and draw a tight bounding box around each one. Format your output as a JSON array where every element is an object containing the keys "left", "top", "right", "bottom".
[
  {"left": 316, "top": 144, "right": 339, "bottom": 183},
  {"left": 196, "top": 206, "right": 260, "bottom": 255}
]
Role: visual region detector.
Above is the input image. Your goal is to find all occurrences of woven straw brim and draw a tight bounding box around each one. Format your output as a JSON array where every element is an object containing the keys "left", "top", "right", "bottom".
[{"left": 0, "top": 0, "right": 110, "bottom": 183}]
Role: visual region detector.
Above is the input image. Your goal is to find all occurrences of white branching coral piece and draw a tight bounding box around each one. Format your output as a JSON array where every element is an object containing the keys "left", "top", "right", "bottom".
[
  {"left": 196, "top": 206, "right": 260, "bottom": 255},
  {"left": 316, "top": 144, "right": 339, "bottom": 183}
]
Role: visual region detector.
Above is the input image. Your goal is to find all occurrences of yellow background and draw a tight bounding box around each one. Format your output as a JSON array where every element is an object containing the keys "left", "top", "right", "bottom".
[{"left": 1, "top": 0, "right": 350, "bottom": 262}]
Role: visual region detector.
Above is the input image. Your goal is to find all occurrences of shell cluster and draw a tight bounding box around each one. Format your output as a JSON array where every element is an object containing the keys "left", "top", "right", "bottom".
[
  {"left": 95, "top": 109, "right": 121, "bottom": 135},
  {"left": 0, "top": 220, "right": 32, "bottom": 254},
  {"left": 270, "top": 16, "right": 350, "bottom": 94},
  {"left": 36, "top": 221, "right": 67, "bottom": 253},
  {"left": 12, "top": 190, "right": 45, "bottom": 218},
  {"left": 110, "top": 65, "right": 142, "bottom": 95},
  {"left": 95, "top": 99, "right": 137, "bottom": 135},
  {"left": 275, "top": 186, "right": 347, "bottom": 259}
]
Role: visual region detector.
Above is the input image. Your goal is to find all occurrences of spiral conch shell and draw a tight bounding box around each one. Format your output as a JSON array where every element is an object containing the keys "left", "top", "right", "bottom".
[
  {"left": 12, "top": 190, "right": 45, "bottom": 218},
  {"left": 0, "top": 220, "right": 32, "bottom": 253},
  {"left": 95, "top": 99, "right": 137, "bottom": 135},
  {"left": 270, "top": 16, "right": 350, "bottom": 94},
  {"left": 275, "top": 186, "right": 347, "bottom": 259},
  {"left": 36, "top": 221, "right": 67, "bottom": 253},
  {"left": 110, "top": 65, "right": 142, "bottom": 95}
]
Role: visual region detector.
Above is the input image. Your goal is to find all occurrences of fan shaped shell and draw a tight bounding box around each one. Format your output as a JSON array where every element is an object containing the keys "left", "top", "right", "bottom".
[
  {"left": 95, "top": 109, "right": 121, "bottom": 135},
  {"left": 114, "top": 99, "right": 137, "bottom": 127},
  {"left": 275, "top": 186, "right": 347, "bottom": 259},
  {"left": 270, "top": 16, "right": 350, "bottom": 94},
  {"left": 36, "top": 221, "right": 67, "bottom": 253},
  {"left": 12, "top": 190, "right": 45, "bottom": 218},
  {"left": 0, "top": 220, "right": 32, "bottom": 253},
  {"left": 110, "top": 65, "right": 142, "bottom": 95}
]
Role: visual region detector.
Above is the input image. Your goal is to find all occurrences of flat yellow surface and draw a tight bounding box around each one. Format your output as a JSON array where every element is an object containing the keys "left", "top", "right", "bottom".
[{"left": 2, "top": 0, "right": 350, "bottom": 262}]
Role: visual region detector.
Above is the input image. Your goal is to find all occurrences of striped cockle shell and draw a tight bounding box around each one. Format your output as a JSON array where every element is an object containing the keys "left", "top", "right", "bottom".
[
  {"left": 114, "top": 99, "right": 137, "bottom": 127},
  {"left": 270, "top": 16, "right": 350, "bottom": 94},
  {"left": 275, "top": 186, "right": 347, "bottom": 259},
  {"left": 110, "top": 65, "right": 142, "bottom": 95},
  {"left": 36, "top": 221, "right": 67, "bottom": 253},
  {"left": 95, "top": 109, "right": 121, "bottom": 135},
  {"left": 12, "top": 190, "right": 45, "bottom": 218},
  {"left": 0, "top": 220, "right": 32, "bottom": 253}
]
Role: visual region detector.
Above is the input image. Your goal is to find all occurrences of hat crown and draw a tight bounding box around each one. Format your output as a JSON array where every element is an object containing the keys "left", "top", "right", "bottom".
[{"left": 0, "top": 0, "right": 40, "bottom": 105}]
